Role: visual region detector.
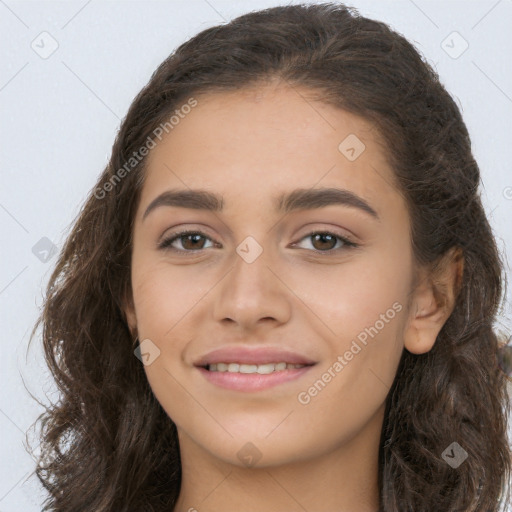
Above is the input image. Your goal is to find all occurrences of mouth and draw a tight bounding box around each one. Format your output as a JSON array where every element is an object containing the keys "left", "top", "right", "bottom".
[
  {"left": 200, "top": 362, "right": 312, "bottom": 374},
  {"left": 193, "top": 347, "right": 317, "bottom": 391},
  {"left": 195, "top": 361, "right": 317, "bottom": 392}
]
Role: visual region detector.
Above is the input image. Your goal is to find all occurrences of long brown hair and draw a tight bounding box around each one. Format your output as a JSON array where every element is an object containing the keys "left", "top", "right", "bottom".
[{"left": 29, "top": 2, "right": 511, "bottom": 510}]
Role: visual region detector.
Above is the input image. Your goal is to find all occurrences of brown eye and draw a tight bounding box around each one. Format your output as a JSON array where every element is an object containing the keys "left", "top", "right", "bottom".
[
  {"left": 159, "top": 230, "right": 215, "bottom": 252},
  {"left": 158, "top": 229, "right": 358, "bottom": 255},
  {"left": 311, "top": 233, "right": 338, "bottom": 251},
  {"left": 293, "top": 231, "right": 358, "bottom": 253}
]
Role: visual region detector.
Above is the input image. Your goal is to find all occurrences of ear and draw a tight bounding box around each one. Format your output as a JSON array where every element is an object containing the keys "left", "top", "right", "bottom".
[
  {"left": 121, "top": 285, "right": 138, "bottom": 340},
  {"left": 404, "top": 247, "right": 464, "bottom": 355}
]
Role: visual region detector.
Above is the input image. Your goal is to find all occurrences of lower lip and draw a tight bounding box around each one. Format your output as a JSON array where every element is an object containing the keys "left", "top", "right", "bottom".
[{"left": 196, "top": 365, "right": 315, "bottom": 391}]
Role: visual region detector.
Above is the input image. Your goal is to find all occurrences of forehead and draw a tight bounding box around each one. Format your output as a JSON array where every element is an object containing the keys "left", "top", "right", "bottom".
[{"left": 140, "top": 83, "right": 401, "bottom": 217}]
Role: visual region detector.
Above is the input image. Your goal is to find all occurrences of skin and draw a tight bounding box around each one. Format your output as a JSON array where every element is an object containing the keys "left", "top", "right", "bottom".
[{"left": 123, "top": 81, "right": 461, "bottom": 512}]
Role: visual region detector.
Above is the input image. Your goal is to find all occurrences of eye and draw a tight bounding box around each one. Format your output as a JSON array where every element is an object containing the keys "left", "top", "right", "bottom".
[
  {"left": 292, "top": 230, "right": 358, "bottom": 253},
  {"left": 158, "top": 230, "right": 216, "bottom": 252},
  {"left": 158, "top": 229, "right": 358, "bottom": 254}
]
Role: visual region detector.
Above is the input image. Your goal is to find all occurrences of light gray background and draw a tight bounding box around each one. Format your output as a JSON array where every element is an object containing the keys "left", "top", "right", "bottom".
[{"left": 1, "top": 0, "right": 511, "bottom": 510}]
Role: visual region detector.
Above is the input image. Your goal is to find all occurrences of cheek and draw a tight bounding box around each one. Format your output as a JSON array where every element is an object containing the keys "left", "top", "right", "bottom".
[
  {"left": 131, "top": 262, "right": 209, "bottom": 426},
  {"left": 131, "top": 256, "right": 213, "bottom": 339},
  {"left": 289, "top": 248, "right": 410, "bottom": 341},
  {"left": 290, "top": 251, "right": 409, "bottom": 403},
  {"left": 294, "top": 287, "right": 405, "bottom": 450}
]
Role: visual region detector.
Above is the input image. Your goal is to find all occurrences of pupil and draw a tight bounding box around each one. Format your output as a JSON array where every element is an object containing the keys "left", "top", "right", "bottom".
[
  {"left": 313, "top": 233, "right": 336, "bottom": 250},
  {"left": 183, "top": 234, "right": 204, "bottom": 249}
]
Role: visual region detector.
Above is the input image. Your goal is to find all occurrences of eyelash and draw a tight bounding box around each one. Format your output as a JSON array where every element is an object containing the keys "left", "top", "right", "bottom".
[{"left": 158, "top": 229, "right": 359, "bottom": 255}]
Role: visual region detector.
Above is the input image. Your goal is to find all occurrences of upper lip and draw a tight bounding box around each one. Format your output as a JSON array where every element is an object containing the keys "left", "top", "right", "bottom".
[{"left": 193, "top": 347, "right": 317, "bottom": 367}]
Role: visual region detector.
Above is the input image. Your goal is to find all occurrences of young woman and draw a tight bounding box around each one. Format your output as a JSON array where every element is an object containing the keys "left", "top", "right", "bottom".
[{"left": 31, "top": 2, "right": 511, "bottom": 511}]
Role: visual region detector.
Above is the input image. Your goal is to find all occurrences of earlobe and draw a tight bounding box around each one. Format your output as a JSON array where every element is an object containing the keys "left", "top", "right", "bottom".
[
  {"left": 121, "top": 288, "right": 138, "bottom": 338},
  {"left": 403, "top": 247, "right": 464, "bottom": 355}
]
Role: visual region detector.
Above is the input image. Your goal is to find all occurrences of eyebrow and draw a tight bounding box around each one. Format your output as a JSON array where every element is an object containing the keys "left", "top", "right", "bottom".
[{"left": 142, "top": 187, "right": 379, "bottom": 221}]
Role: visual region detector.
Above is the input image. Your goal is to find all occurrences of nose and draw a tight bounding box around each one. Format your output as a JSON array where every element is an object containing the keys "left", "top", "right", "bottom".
[{"left": 212, "top": 242, "right": 292, "bottom": 331}]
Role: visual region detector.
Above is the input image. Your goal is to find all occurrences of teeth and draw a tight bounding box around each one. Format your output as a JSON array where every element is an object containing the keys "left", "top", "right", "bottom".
[{"left": 207, "top": 362, "right": 306, "bottom": 373}]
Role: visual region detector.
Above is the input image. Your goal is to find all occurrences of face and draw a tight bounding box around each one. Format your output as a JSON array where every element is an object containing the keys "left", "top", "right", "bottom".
[{"left": 125, "top": 82, "right": 416, "bottom": 468}]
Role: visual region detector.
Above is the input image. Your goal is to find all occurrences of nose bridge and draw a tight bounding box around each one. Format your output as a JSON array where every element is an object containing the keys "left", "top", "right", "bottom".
[
  {"left": 229, "top": 233, "right": 274, "bottom": 303},
  {"left": 224, "top": 203, "right": 275, "bottom": 268},
  {"left": 212, "top": 230, "right": 291, "bottom": 327}
]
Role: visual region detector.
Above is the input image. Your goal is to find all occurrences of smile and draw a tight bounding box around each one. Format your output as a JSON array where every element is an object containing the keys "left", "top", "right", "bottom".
[
  {"left": 206, "top": 362, "right": 307, "bottom": 373},
  {"left": 196, "top": 363, "right": 316, "bottom": 392}
]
